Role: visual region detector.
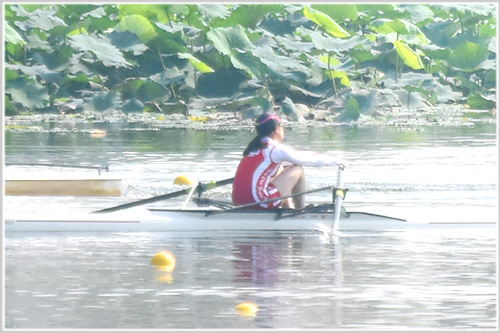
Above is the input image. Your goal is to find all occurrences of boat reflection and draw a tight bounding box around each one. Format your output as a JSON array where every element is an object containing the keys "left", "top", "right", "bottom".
[{"left": 231, "top": 233, "right": 343, "bottom": 287}]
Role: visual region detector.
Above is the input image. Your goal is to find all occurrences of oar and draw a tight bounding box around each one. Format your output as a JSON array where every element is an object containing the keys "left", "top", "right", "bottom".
[{"left": 93, "top": 177, "right": 234, "bottom": 214}]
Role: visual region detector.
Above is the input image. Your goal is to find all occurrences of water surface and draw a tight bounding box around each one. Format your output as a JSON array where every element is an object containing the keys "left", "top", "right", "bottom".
[{"left": 3, "top": 121, "right": 497, "bottom": 329}]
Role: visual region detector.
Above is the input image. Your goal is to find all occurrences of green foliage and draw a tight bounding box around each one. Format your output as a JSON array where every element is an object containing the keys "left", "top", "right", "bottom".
[
  {"left": 393, "top": 41, "right": 424, "bottom": 70},
  {"left": 448, "top": 42, "right": 489, "bottom": 71},
  {"left": 178, "top": 53, "right": 214, "bottom": 73},
  {"left": 4, "top": 3, "right": 497, "bottom": 118},
  {"left": 5, "top": 77, "right": 49, "bottom": 109},
  {"left": 303, "top": 6, "right": 350, "bottom": 38},
  {"left": 345, "top": 97, "right": 360, "bottom": 121},
  {"left": 5, "top": 23, "right": 25, "bottom": 45},
  {"left": 114, "top": 14, "right": 158, "bottom": 42},
  {"left": 68, "top": 34, "right": 131, "bottom": 68}
]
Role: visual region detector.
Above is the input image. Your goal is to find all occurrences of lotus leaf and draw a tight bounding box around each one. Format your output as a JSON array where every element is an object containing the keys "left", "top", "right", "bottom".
[
  {"left": 137, "top": 81, "right": 169, "bottom": 103},
  {"left": 122, "top": 98, "right": 144, "bottom": 113},
  {"left": 311, "top": 4, "right": 359, "bottom": 22},
  {"left": 327, "top": 70, "right": 351, "bottom": 87},
  {"left": 448, "top": 42, "right": 489, "bottom": 72},
  {"left": 253, "top": 45, "right": 308, "bottom": 74},
  {"left": 5, "top": 23, "right": 25, "bottom": 45},
  {"left": 25, "top": 34, "right": 51, "bottom": 51},
  {"left": 197, "top": 4, "right": 231, "bottom": 20},
  {"left": 207, "top": 25, "right": 255, "bottom": 56},
  {"left": 118, "top": 4, "right": 169, "bottom": 24},
  {"left": 5, "top": 77, "right": 49, "bottom": 109},
  {"left": 398, "top": 4, "right": 435, "bottom": 23},
  {"left": 467, "top": 93, "right": 496, "bottom": 110},
  {"left": 211, "top": 5, "right": 283, "bottom": 29},
  {"left": 89, "top": 91, "right": 120, "bottom": 112},
  {"left": 178, "top": 53, "right": 214, "bottom": 73},
  {"left": 420, "top": 44, "right": 451, "bottom": 60},
  {"left": 393, "top": 41, "right": 424, "bottom": 70},
  {"left": 4, "top": 3, "right": 496, "bottom": 116},
  {"left": 372, "top": 18, "right": 429, "bottom": 44},
  {"left": 5, "top": 63, "right": 63, "bottom": 84},
  {"left": 196, "top": 69, "right": 247, "bottom": 98},
  {"left": 150, "top": 68, "right": 186, "bottom": 86},
  {"left": 258, "top": 17, "right": 295, "bottom": 36},
  {"left": 108, "top": 31, "right": 148, "bottom": 56},
  {"left": 13, "top": 6, "right": 66, "bottom": 31},
  {"left": 114, "top": 14, "right": 158, "bottom": 42},
  {"left": 69, "top": 34, "right": 131, "bottom": 68},
  {"left": 303, "top": 6, "right": 349, "bottom": 38},
  {"left": 424, "top": 81, "right": 463, "bottom": 104}
]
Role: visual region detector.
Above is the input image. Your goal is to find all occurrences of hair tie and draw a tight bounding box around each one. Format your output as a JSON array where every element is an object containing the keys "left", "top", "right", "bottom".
[{"left": 256, "top": 114, "right": 281, "bottom": 126}]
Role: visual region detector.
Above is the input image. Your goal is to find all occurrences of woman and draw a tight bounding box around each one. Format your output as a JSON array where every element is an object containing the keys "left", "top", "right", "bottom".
[{"left": 232, "top": 113, "right": 344, "bottom": 210}]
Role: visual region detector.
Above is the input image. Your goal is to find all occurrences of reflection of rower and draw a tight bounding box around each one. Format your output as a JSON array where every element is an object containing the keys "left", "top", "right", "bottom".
[{"left": 232, "top": 243, "right": 280, "bottom": 286}]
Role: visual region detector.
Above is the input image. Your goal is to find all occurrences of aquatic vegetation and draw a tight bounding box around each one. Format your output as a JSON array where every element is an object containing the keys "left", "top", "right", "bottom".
[{"left": 4, "top": 4, "right": 497, "bottom": 121}]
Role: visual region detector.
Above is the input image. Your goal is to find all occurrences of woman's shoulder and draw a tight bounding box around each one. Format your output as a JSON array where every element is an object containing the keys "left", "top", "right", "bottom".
[{"left": 262, "top": 137, "right": 281, "bottom": 147}]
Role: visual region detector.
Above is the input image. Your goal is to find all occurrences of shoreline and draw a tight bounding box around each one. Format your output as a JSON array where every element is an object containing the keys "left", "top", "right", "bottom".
[{"left": 4, "top": 106, "right": 496, "bottom": 133}]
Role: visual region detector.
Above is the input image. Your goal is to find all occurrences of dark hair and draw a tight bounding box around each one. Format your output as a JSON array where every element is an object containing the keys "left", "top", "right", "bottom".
[{"left": 243, "top": 113, "right": 281, "bottom": 156}]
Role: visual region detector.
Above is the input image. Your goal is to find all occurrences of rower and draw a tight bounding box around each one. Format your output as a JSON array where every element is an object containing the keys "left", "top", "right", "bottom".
[{"left": 232, "top": 112, "right": 345, "bottom": 210}]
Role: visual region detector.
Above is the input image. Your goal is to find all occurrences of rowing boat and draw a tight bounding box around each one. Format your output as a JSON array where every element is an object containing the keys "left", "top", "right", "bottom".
[
  {"left": 5, "top": 203, "right": 496, "bottom": 233},
  {"left": 5, "top": 178, "right": 122, "bottom": 196},
  {"left": 5, "top": 163, "right": 122, "bottom": 196},
  {"left": 5, "top": 167, "right": 495, "bottom": 233}
]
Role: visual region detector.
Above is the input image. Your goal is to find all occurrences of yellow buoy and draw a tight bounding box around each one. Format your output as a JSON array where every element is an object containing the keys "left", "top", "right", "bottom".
[
  {"left": 150, "top": 251, "right": 176, "bottom": 272},
  {"left": 236, "top": 302, "right": 258, "bottom": 317},
  {"left": 174, "top": 174, "right": 195, "bottom": 186}
]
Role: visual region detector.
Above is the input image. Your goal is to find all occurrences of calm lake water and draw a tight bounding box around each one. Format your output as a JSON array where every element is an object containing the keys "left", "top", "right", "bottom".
[{"left": 3, "top": 119, "right": 498, "bottom": 329}]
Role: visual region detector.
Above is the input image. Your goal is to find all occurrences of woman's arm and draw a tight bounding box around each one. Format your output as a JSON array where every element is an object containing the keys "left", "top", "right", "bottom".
[{"left": 271, "top": 143, "right": 342, "bottom": 167}]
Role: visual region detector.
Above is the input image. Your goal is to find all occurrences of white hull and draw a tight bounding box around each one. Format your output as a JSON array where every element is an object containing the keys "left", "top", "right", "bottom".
[{"left": 4, "top": 208, "right": 496, "bottom": 233}]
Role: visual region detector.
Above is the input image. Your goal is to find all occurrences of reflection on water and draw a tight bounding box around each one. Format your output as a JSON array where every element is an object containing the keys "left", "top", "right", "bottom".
[
  {"left": 4, "top": 230, "right": 496, "bottom": 329},
  {"left": 233, "top": 243, "right": 280, "bottom": 286}
]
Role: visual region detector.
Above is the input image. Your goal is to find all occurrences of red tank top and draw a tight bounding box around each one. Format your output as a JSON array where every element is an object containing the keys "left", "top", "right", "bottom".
[{"left": 232, "top": 145, "right": 281, "bottom": 209}]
